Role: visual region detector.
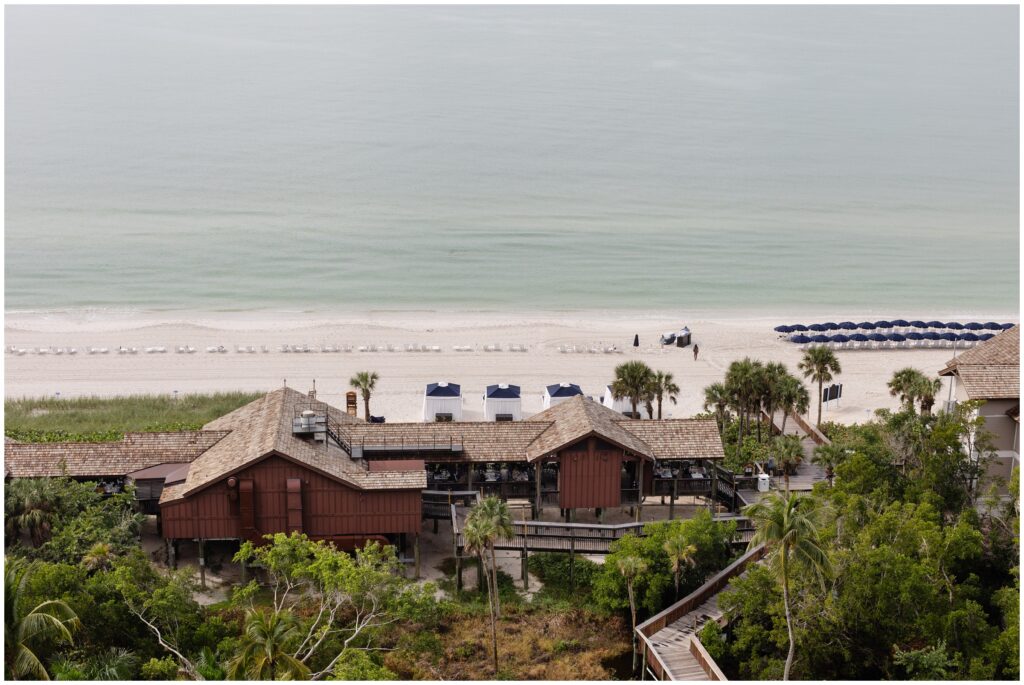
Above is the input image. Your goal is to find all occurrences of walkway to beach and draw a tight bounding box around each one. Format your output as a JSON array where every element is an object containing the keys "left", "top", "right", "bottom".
[{"left": 738, "top": 411, "right": 829, "bottom": 505}]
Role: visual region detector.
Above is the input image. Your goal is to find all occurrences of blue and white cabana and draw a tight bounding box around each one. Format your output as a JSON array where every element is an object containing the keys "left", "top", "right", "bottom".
[
  {"left": 601, "top": 385, "right": 633, "bottom": 415},
  {"left": 483, "top": 384, "right": 522, "bottom": 421},
  {"left": 543, "top": 382, "right": 583, "bottom": 409},
  {"left": 423, "top": 382, "right": 462, "bottom": 422}
]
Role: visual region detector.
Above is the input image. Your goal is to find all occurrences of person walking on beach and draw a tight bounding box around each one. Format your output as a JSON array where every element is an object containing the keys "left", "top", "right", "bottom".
[{"left": 693, "top": 344, "right": 699, "bottom": 361}]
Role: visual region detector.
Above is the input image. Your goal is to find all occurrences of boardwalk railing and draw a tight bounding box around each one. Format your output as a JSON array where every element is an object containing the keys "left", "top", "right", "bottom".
[
  {"left": 689, "top": 637, "right": 728, "bottom": 680},
  {"left": 456, "top": 518, "right": 646, "bottom": 555},
  {"left": 636, "top": 543, "right": 767, "bottom": 680}
]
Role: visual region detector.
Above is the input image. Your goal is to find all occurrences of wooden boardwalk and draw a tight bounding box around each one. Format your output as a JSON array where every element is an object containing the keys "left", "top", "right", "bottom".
[{"left": 645, "top": 595, "right": 724, "bottom": 680}]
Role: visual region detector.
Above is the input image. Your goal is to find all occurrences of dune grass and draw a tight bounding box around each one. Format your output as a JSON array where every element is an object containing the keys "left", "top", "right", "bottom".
[{"left": 4, "top": 392, "right": 262, "bottom": 442}]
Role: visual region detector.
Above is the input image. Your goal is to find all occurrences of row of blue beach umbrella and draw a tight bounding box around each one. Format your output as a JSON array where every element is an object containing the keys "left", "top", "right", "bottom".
[
  {"left": 786, "top": 331, "right": 999, "bottom": 350},
  {"left": 775, "top": 320, "right": 1013, "bottom": 334}
]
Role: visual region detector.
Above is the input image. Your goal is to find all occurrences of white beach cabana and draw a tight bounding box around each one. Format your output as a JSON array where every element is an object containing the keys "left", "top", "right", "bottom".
[
  {"left": 423, "top": 382, "right": 462, "bottom": 422},
  {"left": 601, "top": 385, "right": 633, "bottom": 415},
  {"left": 483, "top": 384, "right": 522, "bottom": 421},
  {"left": 543, "top": 382, "right": 583, "bottom": 409}
]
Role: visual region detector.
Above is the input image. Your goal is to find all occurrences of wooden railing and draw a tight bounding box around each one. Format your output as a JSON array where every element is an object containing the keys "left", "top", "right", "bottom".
[
  {"left": 789, "top": 411, "right": 831, "bottom": 446},
  {"left": 455, "top": 518, "right": 645, "bottom": 555},
  {"left": 690, "top": 636, "right": 728, "bottom": 680}
]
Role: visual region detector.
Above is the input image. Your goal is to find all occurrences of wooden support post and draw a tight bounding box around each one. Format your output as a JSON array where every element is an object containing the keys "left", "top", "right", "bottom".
[
  {"left": 534, "top": 462, "right": 542, "bottom": 520},
  {"left": 433, "top": 517, "right": 439, "bottom": 534},
  {"left": 198, "top": 539, "right": 207, "bottom": 590},
  {"left": 636, "top": 460, "right": 644, "bottom": 522},
  {"left": 414, "top": 534, "right": 421, "bottom": 580},
  {"left": 168, "top": 540, "right": 178, "bottom": 569},
  {"left": 670, "top": 478, "right": 678, "bottom": 520},
  {"left": 455, "top": 555, "right": 463, "bottom": 591},
  {"left": 569, "top": 509, "right": 576, "bottom": 589}
]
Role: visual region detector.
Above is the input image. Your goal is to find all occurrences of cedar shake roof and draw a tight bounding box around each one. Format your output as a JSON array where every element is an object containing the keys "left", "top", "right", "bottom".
[
  {"left": 619, "top": 419, "right": 726, "bottom": 460},
  {"left": 166, "top": 387, "right": 426, "bottom": 501},
  {"left": 525, "top": 396, "right": 658, "bottom": 461},
  {"left": 4, "top": 431, "right": 231, "bottom": 479},
  {"left": 939, "top": 325, "right": 1019, "bottom": 400},
  {"left": 341, "top": 420, "right": 553, "bottom": 463}
]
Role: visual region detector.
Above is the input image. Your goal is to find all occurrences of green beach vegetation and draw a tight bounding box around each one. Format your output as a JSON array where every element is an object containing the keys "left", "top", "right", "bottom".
[{"left": 4, "top": 392, "right": 262, "bottom": 443}]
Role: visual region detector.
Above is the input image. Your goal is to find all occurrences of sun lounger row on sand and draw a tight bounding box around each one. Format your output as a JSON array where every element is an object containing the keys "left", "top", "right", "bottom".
[
  {"left": 558, "top": 344, "right": 624, "bottom": 354},
  {"left": 7, "top": 343, "right": 535, "bottom": 356}
]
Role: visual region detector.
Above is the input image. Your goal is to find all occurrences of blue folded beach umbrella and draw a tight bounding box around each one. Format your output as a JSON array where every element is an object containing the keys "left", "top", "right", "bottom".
[
  {"left": 810, "top": 335, "right": 831, "bottom": 343},
  {"left": 790, "top": 334, "right": 811, "bottom": 344},
  {"left": 926, "top": 320, "right": 946, "bottom": 328},
  {"left": 849, "top": 333, "right": 869, "bottom": 342},
  {"left": 945, "top": 322, "right": 964, "bottom": 330},
  {"left": 958, "top": 332, "right": 979, "bottom": 341},
  {"left": 982, "top": 322, "right": 1002, "bottom": 330},
  {"left": 1000, "top": 323, "right": 1015, "bottom": 330},
  {"left": 830, "top": 334, "right": 850, "bottom": 343},
  {"left": 857, "top": 321, "right": 877, "bottom": 330},
  {"left": 978, "top": 333, "right": 995, "bottom": 341},
  {"left": 807, "top": 323, "right": 828, "bottom": 332},
  {"left": 790, "top": 324, "right": 809, "bottom": 332},
  {"left": 921, "top": 332, "right": 940, "bottom": 340},
  {"left": 887, "top": 333, "right": 906, "bottom": 342},
  {"left": 822, "top": 322, "right": 839, "bottom": 330},
  {"left": 938, "top": 332, "right": 958, "bottom": 341},
  {"left": 909, "top": 320, "right": 928, "bottom": 328},
  {"left": 867, "top": 333, "right": 888, "bottom": 342},
  {"left": 905, "top": 332, "right": 924, "bottom": 341},
  {"left": 774, "top": 325, "right": 793, "bottom": 333},
  {"left": 964, "top": 322, "right": 984, "bottom": 330},
  {"left": 874, "top": 320, "right": 893, "bottom": 328},
  {"left": 838, "top": 321, "right": 857, "bottom": 330},
  {"left": 891, "top": 319, "right": 909, "bottom": 327}
]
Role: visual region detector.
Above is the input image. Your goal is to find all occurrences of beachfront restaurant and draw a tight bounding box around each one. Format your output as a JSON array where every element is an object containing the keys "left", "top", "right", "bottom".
[{"left": 422, "top": 382, "right": 462, "bottom": 422}]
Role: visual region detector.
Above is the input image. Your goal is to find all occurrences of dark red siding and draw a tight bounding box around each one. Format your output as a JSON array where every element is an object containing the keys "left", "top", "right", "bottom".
[
  {"left": 161, "top": 453, "right": 421, "bottom": 540},
  {"left": 558, "top": 437, "right": 623, "bottom": 509}
]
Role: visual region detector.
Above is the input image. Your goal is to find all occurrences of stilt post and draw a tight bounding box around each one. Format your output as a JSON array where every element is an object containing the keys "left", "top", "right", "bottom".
[{"left": 198, "top": 538, "right": 207, "bottom": 590}]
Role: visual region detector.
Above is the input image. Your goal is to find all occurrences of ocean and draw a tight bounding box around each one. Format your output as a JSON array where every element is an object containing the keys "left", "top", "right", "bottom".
[{"left": 4, "top": 5, "right": 1019, "bottom": 316}]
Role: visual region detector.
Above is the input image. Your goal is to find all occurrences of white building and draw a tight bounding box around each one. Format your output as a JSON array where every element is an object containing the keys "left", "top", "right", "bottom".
[
  {"left": 423, "top": 382, "right": 462, "bottom": 422},
  {"left": 483, "top": 384, "right": 522, "bottom": 421},
  {"left": 543, "top": 382, "right": 583, "bottom": 409}
]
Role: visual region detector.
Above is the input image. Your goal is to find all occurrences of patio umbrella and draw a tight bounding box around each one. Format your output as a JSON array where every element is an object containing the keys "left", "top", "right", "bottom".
[
  {"left": 958, "top": 332, "right": 980, "bottom": 342},
  {"left": 849, "top": 333, "right": 869, "bottom": 342},
  {"left": 809, "top": 323, "right": 829, "bottom": 332},
  {"left": 905, "top": 332, "right": 924, "bottom": 341},
  {"left": 887, "top": 333, "right": 906, "bottom": 342},
  {"left": 938, "top": 332, "right": 958, "bottom": 341},
  {"left": 857, "top": 321, "right": 877, "bottom": 330},
  {"left": 945, "top": 322, "right": 965, "bottom": 330},
  {"left": 790, "top": 324, "right": 809, "bottom": 332},
  {"left": 891, "top": 319, "right": 910, "bottom": 327},
  {"left": 964, "top": 322, "right": 985, "bottom": 330},
  {"left": 821, "top": 322, "right": 839, "bottom": 330},
  {"left": 921, "top": 332, "right": 940, "bottom": 340},
  {"left": 838, "top": 321, "right": 858, "bottom": 330},
  {"left": 909, "top": 320, "right": 928, "bottom": 328},
  {"left": 1000, "top": 323, "right": 1015, "bottom": 330},
  {"left": 829, "top": 334, "right": 850, "bottom": 343},
  {"left": 790, "top": 334, "right": 812, "bottom": 344},
  {"left": 633, "top": 334, "right": 639, "bottom": 347},
  {"left": 874, "top": 320, "right": 893, "bottom": 328},
  {"left": 810, "top": 335, "right": 831, "bottom": 343},
  {"left": 774, "top": 325, "right": 793, "bottom": 333},
  {"left": 979, "top": 333, "right": 996, "bottom": 341},
  {"left": 867, "top": 333, "right": 888, "bottom": 342},
  {"left": 983, "top": 322, "right": 1003, "bottom": 330},
  {"left": 926, "top": 320, "right": 946, "bottom": 328}
]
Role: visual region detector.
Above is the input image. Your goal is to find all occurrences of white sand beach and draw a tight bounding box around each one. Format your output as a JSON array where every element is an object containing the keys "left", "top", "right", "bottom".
[{"left": 4, "top": 310, "right": 1015, "bottom": 424}]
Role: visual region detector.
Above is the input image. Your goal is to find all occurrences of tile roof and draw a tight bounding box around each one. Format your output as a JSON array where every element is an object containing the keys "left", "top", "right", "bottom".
[
  {"left": 4, "top": 431, "right": 230, "bottom": 479},
  {"left": 940, "top": 325, "right": 1019, "bottom": 400}
]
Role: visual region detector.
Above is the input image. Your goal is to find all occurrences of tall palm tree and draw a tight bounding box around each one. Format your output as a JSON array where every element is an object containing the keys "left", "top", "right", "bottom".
[
  {"left": 777, "top": 375, "right": 810, "bottom": 435},
  {"left": 7, "top": 480, "right": 56, "bottom": 547},
  {"left": 5, "top": 558, "right": 81, "bottom": 680},
  {"left": 915, "top": 375, "right": 943, "bottom": 416},
  {"left": 810, "top": 443, "right": 846, "bottom": 486},
  {"left": 349, "top": 371, "right": 379, "bottom": 421},
  {"left": 650, "top": 371, "right": 680, "bottom": 420},
  {"left": 774, "top": 436, "right": 804, "bottom": 493},
  {"left": 726, "top": 358, "right": 763, "bottom": 450},
  {"left": 887, "top": 367, "right": 923, "bottom": 412},
  {"left": 798, "top": 347, "right": 841, "bottom": 427},
  {"left": 226, "top": 609, "right": 310, "bottom": 680},
  {"left": 617, "top": 555, "right": 648, "bottom": 674},
  {"left": 744, "top": 492, "right": 831, "bottom": 681},
  {"left": 463, "top": 515, "right": 499, "bottom": 674},
  {"left": 703, "top": 382, "right": 730, "bottom": 433},
  {"left": 611, "top": 361, "right": 655, "bottom": 419},
  {"left": 761, "top": 363, "right": 788, "bottom": 441},
  {"left": 663, "top": 534, "right": 697, "bottom": 601},
  {"left": 472, "top": 496, "right": 514, "bottom": 619}
]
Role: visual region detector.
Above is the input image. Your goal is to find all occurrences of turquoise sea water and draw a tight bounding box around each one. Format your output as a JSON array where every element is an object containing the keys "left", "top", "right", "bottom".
[{"left": 4, "top": 5, "right": 1019, "bottom": 315}]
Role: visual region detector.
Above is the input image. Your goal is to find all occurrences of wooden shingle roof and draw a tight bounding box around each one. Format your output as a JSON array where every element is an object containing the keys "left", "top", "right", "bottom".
[
  {"left": 3, "top": 431, "right": 231, "bottom": 479},
  {"left": 940, "top": 325, "right": 1019, "bottom": 400},
  {"left": 525, "top": 396, "right": 657, "bottom": 460},
  {"left": 619, "top": 419, "right": 726, "bottom": 460}
]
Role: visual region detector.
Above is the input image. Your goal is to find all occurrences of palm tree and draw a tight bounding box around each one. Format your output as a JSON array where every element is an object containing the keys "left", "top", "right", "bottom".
[
  {"left": 462, "top": 515, "right": 499, "bottom": 674},
  {"left": 81, "top": 542, "right": 115, "bottom": 572},
  {"left": 810, "top": 443, "right": 846, "bottom": 486},
  {"left": 611, "top": 361, "right": 655, "bottom": 419},
  {"left": 774, "top": 436, "right": 804, "bottom": 493},
  {"left": 617, "top": 555, "right": 648, "bottom": 674},
  {"left": 472, "top": 496, "right": 514, "bottom": 619},
  {"left": 87, "top": 648, "right": 139, "bottom": 680},
  {"left": 777, "top": 375, "right": 810, "bottom": 435},
  {"left": 663, "top": 534, "right": 697, "bottom": 601},
  {"left": 226, "top": 609, "right": 310, "bottom": 680},
  {"left": 744, "top": 492, "right": 832, "bottom": 681},
  {"left": 650, "top": 371, "right": 680, "bottom": 420},
  {"left": 703, "top": 382, "right": 730, "bottom": 433},
  {"left": 761, "top": 363, "right": 788, "bottom": 441},
  {"left": 915, "top": 375, "right": 943, "bottom": 416},
  {"left": 7, "top": 480, "right": 56, "bottom": 547},
  {"left": 5, "top": 558, "right": 81, "bottom": 680},
  {"left": 798, "top": 347, "right": 841, "bottom": 427},
  {"left": 888, "top": 367, "right": 923, "bottom": 412},
  {"left": 349, "top": 371, "right": 379, "bottom": 421}
]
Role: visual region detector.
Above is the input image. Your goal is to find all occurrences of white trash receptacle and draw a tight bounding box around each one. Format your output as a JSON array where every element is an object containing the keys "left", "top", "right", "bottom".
[{"left": 757, "top": 473, "right": 770, "bottom": 492}]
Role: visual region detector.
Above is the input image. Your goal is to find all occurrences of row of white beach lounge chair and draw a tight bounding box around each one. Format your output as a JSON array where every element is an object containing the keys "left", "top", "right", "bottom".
[
  {"left": 796, "top": 338, "right": 981, "bottom": 351},
  {"left": 7, "top": 342, "right": 537, "bottom": 356},
  {"left": 558, "top": 344, "right": 624, "bottom": 354}
]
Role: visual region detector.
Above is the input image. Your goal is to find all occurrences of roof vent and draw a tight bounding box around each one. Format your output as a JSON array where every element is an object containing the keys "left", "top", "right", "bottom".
[
  {"left": 438, "top": 381, "right": 449, "bottom": 387},
  {"left": 560, "top": 382, "right": 571, "bottom": 388},
  {"left": 498, "top": 383, "right": 509, "bottom": 389}
]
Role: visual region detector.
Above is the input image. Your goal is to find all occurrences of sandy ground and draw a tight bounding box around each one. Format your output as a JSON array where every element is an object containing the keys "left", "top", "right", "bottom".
[{"left": 5, "top": 310, "right": 1012, "bottom": 424}]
